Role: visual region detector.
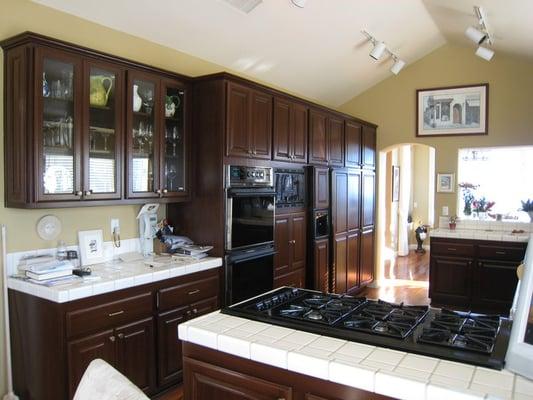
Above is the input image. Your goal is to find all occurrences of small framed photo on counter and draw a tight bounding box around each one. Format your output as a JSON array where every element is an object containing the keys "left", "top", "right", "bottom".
[
  {"left": 436, "top": 173, "right": 455, "bottom": 193},
  {"left": 78, "top": 229, "right": 105, "bottom": 266},
  {"left": 506, "top": 243, "right": 533, "bottom": 379}
]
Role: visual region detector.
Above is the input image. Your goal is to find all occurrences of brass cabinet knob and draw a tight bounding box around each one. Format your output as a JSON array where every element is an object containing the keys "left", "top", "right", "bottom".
[
  {"left": 117, "top": 333, "right": 124, "bottom": 340},
  {"left": 155, "top": 189, "right": 162, "bottom": 194},
  {"left": 178, "top": 186, "right": 185, "bottom": 191},
  {"left": 85, "top": 190, "right": 92, "bottom": 196},
  {"left": 109, "top": 336, "right": 116, "bottom": 342},
  {"left": 75, "top": 191, "right": 83, "bottom": 196},
  {"left": 162, "top": 189, "right": 168, "bottom": 194}
]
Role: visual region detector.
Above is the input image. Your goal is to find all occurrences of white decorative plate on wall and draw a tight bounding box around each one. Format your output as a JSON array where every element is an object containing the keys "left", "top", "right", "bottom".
[{"left": 36, "top": 215, "right": 62, "bottom": 240}]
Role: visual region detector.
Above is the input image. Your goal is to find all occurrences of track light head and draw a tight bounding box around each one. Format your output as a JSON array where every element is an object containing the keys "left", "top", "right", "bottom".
[
  {"left": 390, "top": 58, "right": 406, "bottom": 75},
  {"left": 369, "top": 41, "right": 386, "bottom": 61},
  {"left": 291, "top": 0, "right": 307, "bottom": 7},
  {"left": 475, "top": 46, "right": 494, "bottom": 61},
  {"left": 465, "top": 26, "right": 487, "bottom": 45}
]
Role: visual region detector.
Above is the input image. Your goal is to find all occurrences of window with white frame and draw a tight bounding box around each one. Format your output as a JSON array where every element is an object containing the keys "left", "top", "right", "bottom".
[{"left": 457, "top": 146, "right": 533, "bottom": 222}]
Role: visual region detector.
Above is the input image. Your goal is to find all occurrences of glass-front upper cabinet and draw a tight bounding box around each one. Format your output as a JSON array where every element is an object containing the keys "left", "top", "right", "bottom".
[
  {"left": 161, "top": 79, "right": 188, "bottom": 198},
  {"left": 127, "top": 71, "right": 160, "bottom": 199},
  {"left": 37, "top": 48, "right": 82, "bottom": 202},
  {"left": 84, "top": 61, "right": 123, "bottom": 200}
]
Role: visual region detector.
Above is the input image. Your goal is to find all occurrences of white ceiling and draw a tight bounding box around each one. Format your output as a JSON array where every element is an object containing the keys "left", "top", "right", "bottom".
[{"left": 31, "top": 0, "right": 532, "bottom": 107}]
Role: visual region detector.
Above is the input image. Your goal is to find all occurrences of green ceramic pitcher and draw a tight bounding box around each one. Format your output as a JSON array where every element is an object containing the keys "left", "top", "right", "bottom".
[{"left": 90, "top": 75, "right": 113, "bottom": 107}]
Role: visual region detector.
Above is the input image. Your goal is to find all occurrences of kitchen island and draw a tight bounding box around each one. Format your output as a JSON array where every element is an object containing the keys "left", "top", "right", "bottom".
[{"left": 179, "top": 309, "right": 533, "bottom": 400}]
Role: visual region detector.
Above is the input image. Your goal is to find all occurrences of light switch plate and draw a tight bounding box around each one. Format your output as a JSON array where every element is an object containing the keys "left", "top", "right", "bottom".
[{"left": 442, "top": 206, "right": 449, "bottom": 216}]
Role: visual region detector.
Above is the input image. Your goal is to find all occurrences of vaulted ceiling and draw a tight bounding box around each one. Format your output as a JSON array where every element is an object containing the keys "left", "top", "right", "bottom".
[{"left": 32, "top": 0, "right": 532, "bottom": 107}]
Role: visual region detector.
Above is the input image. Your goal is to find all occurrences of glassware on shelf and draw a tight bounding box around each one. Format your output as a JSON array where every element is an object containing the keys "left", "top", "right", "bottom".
[
  {"left": 167, "top": 164, "right": 177, "bottom": 191},
  {"left": 43, "top": 72, "right": 50, "bottom": 97},
  {"left": 51, "top": 80, "right": 63, "bottom": 99},
  {"left": 62, "top": 71, "right": 74, "bottom": 100}
]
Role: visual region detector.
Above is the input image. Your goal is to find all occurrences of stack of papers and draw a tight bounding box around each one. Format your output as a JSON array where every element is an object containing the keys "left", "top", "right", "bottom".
[{"left": 18, "top": 257, "right": 74, "bottom": 282}]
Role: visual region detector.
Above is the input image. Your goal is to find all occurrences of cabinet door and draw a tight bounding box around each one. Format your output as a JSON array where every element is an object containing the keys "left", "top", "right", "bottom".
[
  {"left": 347, "top": 170, "right": 361, "bottom": 231},
  {"left": 226, "top": 82, "right": 251, "bottom": 157},
  {"left": 250, "top": 90, "right": 272, "bottom": 159},
  {"left": 328, "top": 116, "right": 344, "bottom": 167},
  {"left": 290, "top": 213, "right": 306, "bottom": 271},
  {"left": 313, "top": 167, "right": 329, "bottom": 210},
  {"left": 361, "top": 170, "right": 375, "bottom": 229},
  {"left": 333, "top": 234, "right": 347, "bottom": 294},
  {"left": 362, "top": 125, "right": 376, "bottom": 169},
  {"left": 274, "top": 268, "right": 305, "bottom": 289},
  {"left": 273, "top": 98, "right": 291, "bottom": 161},
  {"left": 160, "top": 78, "right": 189, "bottom": 198},
  {"left": 309, "top": 110, "right": 328, "bottom": 165},
  {"left": 67, "top": 329, "right": 115, "bottom": 398},
  {"left": 291, "top": 102, "right": 308, "bottom": 163},
  {"left": 347, "top": 231, "right": 360, "bottom": 293},
  {"left": 115, "top": 317, "right": 156, "bottom": 394},
  {"left": 473, "top": 260, "right": 519, "bottom": 313},
  {"left": 83, "top": 60, "right": 123, "bottom": 200},
  {"left": 157, "top": 306, "right": 189, "bottom": 388},
  {"left": 345, "top": 120, "right": 362, "bottom": 167},
  {"left": 274, "top": 215, "right": 291, "bottom": 278},
  {"left": 314, "top": 238, "right": 329, "bottom": 293},
  {"left": 126, "top": 70, "right": 161, "bottom": 198},
  {"left": 331, "top": 170, "right": 348, "bottom": 235},
  {"left": 429, "top": 256, "right": 471, "bottom": 306},
  {"left": 36, "top": 47, "right": 83, "bottom": 202},
  {"left": 184, "top": 357, "right": 293, "bottom": 400},
  {"left": 360, "top": 229, "right": 374, "bottom": 287}
]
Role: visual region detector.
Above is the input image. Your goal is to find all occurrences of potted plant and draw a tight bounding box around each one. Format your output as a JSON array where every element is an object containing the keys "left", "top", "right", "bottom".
[
  {"left": 449, "top": 215, "right": 458, "bottom": 230},
  {"left": 472, "top": 197, "right": 495, "bottom": 220},
  {"left": 458, "top": 182, "right": 478, "bottom": 216},
  {"left": 521, "top": 199, "right": 533, "bottom": 222}
]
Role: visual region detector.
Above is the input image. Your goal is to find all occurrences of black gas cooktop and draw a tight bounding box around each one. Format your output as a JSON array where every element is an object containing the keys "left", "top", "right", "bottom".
[{"left": 221, "top": 287, "right": 511, "bottom": 370}]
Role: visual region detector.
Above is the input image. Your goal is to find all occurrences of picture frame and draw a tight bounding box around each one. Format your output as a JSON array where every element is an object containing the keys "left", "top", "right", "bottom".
[
  {"left": 416, "top": 83, "right": 488, "bottom": 137},
  {"left": 436, "top": 173, "right": 455, "bottom": 193},
  {"left": 505, "top": 242, "right": 533, "bottom": 379},
  {"left": 78, "top": 229, "right": 105, "bottom": 266},
  {"left": 392, "top": 165, "right": 400, "bottom": 202}
]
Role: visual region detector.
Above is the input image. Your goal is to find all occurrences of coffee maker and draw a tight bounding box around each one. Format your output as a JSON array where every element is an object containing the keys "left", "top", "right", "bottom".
[{"left": 137, "top": 204, "right": 160, "bottom": 257}]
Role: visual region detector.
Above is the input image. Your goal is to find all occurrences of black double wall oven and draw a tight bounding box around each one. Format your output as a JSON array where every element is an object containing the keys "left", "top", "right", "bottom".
[{"left": 225, "top": 165, "right": 276, "bottom": 305}]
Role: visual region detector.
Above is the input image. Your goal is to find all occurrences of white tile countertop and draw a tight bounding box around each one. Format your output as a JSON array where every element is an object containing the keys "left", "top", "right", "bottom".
[
  {"left": 7, "top": 256, "right": 222, "bottom": 303},
  {"left": 179, "top": 311, "right": 533, "bottom": 400},
  {"left": 430, "top": 228, "right": 531, "bottom": 243}
]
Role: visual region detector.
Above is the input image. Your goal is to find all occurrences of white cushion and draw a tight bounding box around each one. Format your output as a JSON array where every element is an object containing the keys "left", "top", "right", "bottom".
[{"left": 73, "top": 359, "right": 149, "bottom": 400}]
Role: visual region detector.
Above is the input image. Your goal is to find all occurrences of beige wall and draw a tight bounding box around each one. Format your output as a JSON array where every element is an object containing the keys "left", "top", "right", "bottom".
[{"left": 339, "top": 43, "right": 533, "bottom": 221}]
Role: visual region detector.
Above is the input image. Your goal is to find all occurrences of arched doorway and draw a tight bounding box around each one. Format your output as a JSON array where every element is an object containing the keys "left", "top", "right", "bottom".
[
  {"left": 453, "top": 104, "right": 462, "bottom": 124},
  {"left": 372, "top": 143, "right": 435, "bottom": 303}
]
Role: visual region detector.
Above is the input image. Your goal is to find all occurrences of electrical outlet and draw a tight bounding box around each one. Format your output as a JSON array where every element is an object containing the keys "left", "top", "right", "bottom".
[
  {"left": 111, "top": 218, "right": 120, "bottom": 233},
  {"left": 442, "top": 206, "right": 449, "bottom": 217}
]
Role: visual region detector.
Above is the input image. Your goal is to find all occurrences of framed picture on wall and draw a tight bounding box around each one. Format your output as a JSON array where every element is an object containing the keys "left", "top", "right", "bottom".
[
  {"left": 436, "top": 173, "right": 455, "bottom": 193},
  {"left": 392, "top": 165, "right": 400, "bottom": 202},
  {"left": 416, "top": 83, "right": 488, "bottom": 137}
]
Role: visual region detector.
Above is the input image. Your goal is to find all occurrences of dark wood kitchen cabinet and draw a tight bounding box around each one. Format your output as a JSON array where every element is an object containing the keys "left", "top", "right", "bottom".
[
  {"left": 308, "top": 109, "right": 345, "bottom": 167},
  {"left": 331, "top": 169, "right": 367, "bottom": 294},
  {"left": 345, "top": 120, "right": 362, "bottom": 168},
  {"left": 429, "top": 237, "right": 526, "bottom": 314},
  {"left": 183, "top": 343, "right": 393, "bottom": 400},
  {"left": 226, "top": 81, "right": 272, "bottom": 160},
  {"left": 273, "top": 97, "right": 308, "bottom": 163},
  {"left": 1, "top": 32, "right": 191, "bottom": 208},
  {"left": 8, "top": 267, "right": 220, "bottom": 400},
  {"left": 274, "top": 212, "right": 306, "bottom": 288},
  {"left": 361, "top": 170, "right": 376, "bottom": 229},
  {"left": 313, "top": 238, "right": 330, "bottom": 293},
  {"left": 362, "top": 125, "right": 376, "bottom": 169}
]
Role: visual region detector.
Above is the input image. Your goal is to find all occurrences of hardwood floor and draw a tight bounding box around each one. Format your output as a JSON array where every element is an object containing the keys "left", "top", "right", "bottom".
[
  {"left": 155, "top": 386, "right": 183, "bottom": 400},
  {"left": 383, "top": 250, "right": 429, "bottom": 281}
]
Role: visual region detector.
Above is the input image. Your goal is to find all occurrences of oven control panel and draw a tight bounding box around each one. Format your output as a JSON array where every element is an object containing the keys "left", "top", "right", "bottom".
[{"left": 226, "top": 165, "right": 273, "bottom": 187}]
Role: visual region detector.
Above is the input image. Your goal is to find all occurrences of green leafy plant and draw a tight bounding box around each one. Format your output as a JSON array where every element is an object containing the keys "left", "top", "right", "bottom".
[{"left": 521, "top": 199, "right": 533, "bottom": 212}]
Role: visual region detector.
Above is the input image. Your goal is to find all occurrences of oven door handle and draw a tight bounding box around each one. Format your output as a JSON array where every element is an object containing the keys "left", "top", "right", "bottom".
[
  {"left": 227, "top": 247, "right": 277, "bottom": 263},
  {"left": 225, "top": 196, "right": 233, "bottom": 251},
  {"left": 228, "top": 189, "right": 276, "bottom": 197}
]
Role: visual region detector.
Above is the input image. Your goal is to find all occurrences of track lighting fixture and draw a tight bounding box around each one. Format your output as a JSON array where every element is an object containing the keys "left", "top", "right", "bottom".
[
  {"left": 361, "top": 30, "right": 406, "bottom": 75},
  {"left": 465, "top": 6, "right": 495, "bottom": 61}
]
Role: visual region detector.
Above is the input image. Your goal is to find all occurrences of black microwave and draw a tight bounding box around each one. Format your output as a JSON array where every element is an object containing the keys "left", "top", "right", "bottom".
[{"left": 274, "top": 169, "right": 306, "bottom": 208}]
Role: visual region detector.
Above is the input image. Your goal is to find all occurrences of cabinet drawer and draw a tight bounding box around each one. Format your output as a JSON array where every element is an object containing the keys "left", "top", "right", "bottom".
[
  {"left": 478, "top": 245, "right": 525, "bottom": 262},
  {"left": 158, "top": 275, "right": 218, "bottom": 311},
  {"left": 189, "top": 296, "right": 219, "bottom": 319},
  {"left": 431, "top": 241, "right": 475, "bottom": 257},
  {"left": 66, "top": 292, "right": 153, "bottom": 338}
]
